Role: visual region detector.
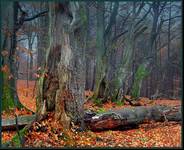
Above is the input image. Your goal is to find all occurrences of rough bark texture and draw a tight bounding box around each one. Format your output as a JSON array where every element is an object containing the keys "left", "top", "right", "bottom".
[
  {"left": 85, "top": 105, "right": 181, "bottom": 131},
  {"left": 37, "top": 2, "right": 87, "bottom": 128}
]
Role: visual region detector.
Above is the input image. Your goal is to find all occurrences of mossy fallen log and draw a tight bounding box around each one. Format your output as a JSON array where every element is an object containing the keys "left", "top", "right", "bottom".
[
  {"left": 2, "top": 115, "right": 36, "bottom": 130},
  {"left": 84, "top": 105, "right": 181, "bottom": 131}
]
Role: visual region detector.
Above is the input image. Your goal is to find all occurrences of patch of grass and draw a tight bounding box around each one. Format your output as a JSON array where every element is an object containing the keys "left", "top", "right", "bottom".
[
  {"left": 115, "top": 100, "right": 124, "bottom": 106},
  {"left": 2, "top": 74, "right": 14, "bottom": 111},
  {"left": 93, "top": 98, "right": 102, "bottom": 106},
  {"left": 96, "top": 108, "right": 106, "bottom": 114},
  {"left": 11, "top": 127, "right": 27, "bottom": 147},
  {"left": 139, "top": 137, "right": 149, "bottom": 142},
  {"left": 111, "top": 98, "right": 117, "bottom": 103}
]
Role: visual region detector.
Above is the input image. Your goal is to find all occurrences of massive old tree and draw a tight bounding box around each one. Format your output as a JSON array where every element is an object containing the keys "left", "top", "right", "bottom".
[{"left": 36, "top": 2, "right": 87, "bottom": 129}]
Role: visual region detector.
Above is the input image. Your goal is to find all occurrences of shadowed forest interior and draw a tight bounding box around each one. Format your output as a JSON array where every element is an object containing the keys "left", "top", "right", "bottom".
[{"left": 0, "top": 0, "right": 182, "bottom": 148}]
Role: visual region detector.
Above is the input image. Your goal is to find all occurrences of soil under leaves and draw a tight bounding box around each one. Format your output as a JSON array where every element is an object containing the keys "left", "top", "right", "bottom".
[{"left": 1, "top": 80, "right": 182, "bottom": 148}]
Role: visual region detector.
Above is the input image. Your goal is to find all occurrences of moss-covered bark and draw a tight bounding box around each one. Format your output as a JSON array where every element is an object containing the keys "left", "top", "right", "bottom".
[
  {"left": 2, "top": 74, "right": 14, "bottom": 111},
  {"left": 131, "top": 64, "right": 149, "bottom": 99},
  {"left": 103, "top": 4, "right": 135, "bottom": 101},
  {"left": 1, "top": 1, "right": 23, "bottom": 111}
]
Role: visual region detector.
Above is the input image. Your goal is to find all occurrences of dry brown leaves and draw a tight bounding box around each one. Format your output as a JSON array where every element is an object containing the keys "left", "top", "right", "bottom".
[
  {"left": 16, "top": 80, "right": 36, "bottom": 112},
  {"left": 23, "top": 112, "right": 181, "bottom": 148},
  {"left": 1, "top": 83, "right": 181, "bottom": 148}
]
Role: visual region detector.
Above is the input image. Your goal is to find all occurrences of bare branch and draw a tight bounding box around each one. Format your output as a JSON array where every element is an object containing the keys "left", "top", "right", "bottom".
[
  {"left": 162, "top": 15, "right": 181, "bottom": 22},
  {"left": 135, "top": 2, "right": 145, "bottom": 17},
  {"left": 17, "top": 2, "right": 28, "bottom": 15},
  {"left": 158, "top": 1, "right": 167, "bottom": 16},
  {"left": 112, "top": 30, "right": 128, "bottom": 42},
  {"left": 104, "top": 2, "right": 119, "bottom": 36},
  {"left": 135, "top": 6, "right": 151, "bottom": 27},
  {"left": 17, "top": 37, "right": 28, "bottom": 42},
  {"left": 134, "top": 26, "right": 148, "bottom": 40},
  {"left": 156, "top": 34, "right": 179, "bottom": 52},
  {"left": 120, "top": 12, "right": 131, "bottom": 29},
  {"left": 24, "top": 10, "right": 48, "bottom": 22}
]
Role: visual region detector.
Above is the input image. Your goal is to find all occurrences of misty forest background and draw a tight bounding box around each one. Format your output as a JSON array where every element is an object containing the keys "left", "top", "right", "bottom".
[{"left": 2, "top": 1, "right": 181, "bottom": 102}]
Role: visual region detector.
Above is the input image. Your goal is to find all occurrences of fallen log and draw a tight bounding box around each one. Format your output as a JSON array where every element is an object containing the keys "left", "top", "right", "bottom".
[
  {"left": 2, "top": 115, "right": 36, "bottom": 130},
  {"left": 84, "top": 105, "right": 181, "bottom": 131},
  {"left": 2, "top": 105, "right": 181, "bottom": 131}
]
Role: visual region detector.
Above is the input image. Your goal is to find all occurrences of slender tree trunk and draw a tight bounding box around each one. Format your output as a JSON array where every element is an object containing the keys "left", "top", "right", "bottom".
[
  {"left": 29, "top": 55, "right": 33, "bottom": 80},
  {"left": 130, "top": 1, "right": 160, "bottom": 99},
  {"left": 104, "top": 2, "right": 135, "bottom": 100},
  {"left": 37, "top": 2, "right": 49, "bottom": 68},
  {"left": 85, "top": 3, "right": 95, "bottom": 91},
  {"left": 93, "top": 2, "right": 106, "bottom": 99},
  {"left": 26, "top": 54, "right": 29, "bottom": 97},
  {"left": 167, "top": 2, "right": 173, "bottom": 97}
]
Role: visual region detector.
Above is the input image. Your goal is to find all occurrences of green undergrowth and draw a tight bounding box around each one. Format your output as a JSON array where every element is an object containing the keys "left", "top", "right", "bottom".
[
  {"left": 93, "top": 98, "right": 102, "bottom": 106},
  {"left": 115, "top": 100, "right": 124, "bottom": 106},
  {"left": 96, "top": 108, "right": 106, "bottom": 114},
  {"left": 2, "top": 127, "right": 27, "bottom": 148},
  {"left": 112, "top": 98, "right": 124, "bottom": 106},
  {"left": 2, "top": 73, "right": 14, "bottom": 111}
]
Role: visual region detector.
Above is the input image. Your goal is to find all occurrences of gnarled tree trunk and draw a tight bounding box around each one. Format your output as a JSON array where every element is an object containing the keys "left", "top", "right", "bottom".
[{"left": 36, "top": 2, "right": 87, "bottom": 129}]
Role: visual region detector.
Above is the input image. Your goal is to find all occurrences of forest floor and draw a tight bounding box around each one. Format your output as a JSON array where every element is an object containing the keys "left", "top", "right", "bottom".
[{"left": 1, "top": 80, "right": 182, "bottom": 148}]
